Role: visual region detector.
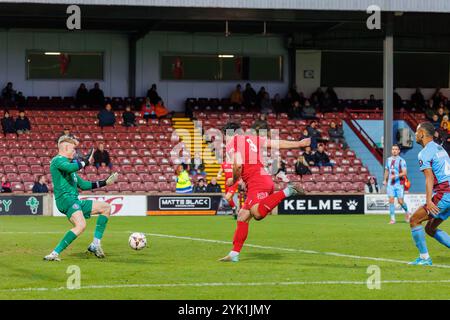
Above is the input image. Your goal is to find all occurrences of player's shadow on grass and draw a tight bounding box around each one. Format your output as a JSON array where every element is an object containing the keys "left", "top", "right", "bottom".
[
  {"left": 244, "top": 252, "right": 284, "bottom": 261},
  {"left": 68, "top": 252, "right": 156, "bottom": 264}
]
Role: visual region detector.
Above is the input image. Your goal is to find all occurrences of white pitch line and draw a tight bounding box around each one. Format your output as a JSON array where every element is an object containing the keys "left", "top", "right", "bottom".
[
  {"left": 2, "top": 279, "right": 450, "bottom": 293},
  {"left": 144, "top": 232, "right": 450, "bottom": 269},
  {"left": 1, "top": 230, "right": 450, "bottom": 269}
]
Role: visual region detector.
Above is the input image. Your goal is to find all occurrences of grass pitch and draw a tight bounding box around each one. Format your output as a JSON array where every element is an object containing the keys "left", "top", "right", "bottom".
[{"left": 0, "top": 215, "right": 449, "bottom": 300}]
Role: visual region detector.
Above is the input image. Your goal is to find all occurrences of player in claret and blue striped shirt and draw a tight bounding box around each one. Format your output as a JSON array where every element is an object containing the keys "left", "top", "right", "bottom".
[
  {"left": 408, "top": 122, "right": 450, "bottom": 266},
  {"left": 383, "top": 144, "right": 411, "bottom": 224}
]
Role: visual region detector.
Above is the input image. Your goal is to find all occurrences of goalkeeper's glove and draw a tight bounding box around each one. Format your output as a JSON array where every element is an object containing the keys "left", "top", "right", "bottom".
[
  {"left": 82, "top": 147, "right": 95, "bottom": 167},
  {"left": 92, "top": 172, "right": 119, "bottom": 189}
]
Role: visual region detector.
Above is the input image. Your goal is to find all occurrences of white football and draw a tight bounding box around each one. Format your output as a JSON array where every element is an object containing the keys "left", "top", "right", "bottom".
[{"left": 128, "top": 232, "right": 147, "bottom": 250}]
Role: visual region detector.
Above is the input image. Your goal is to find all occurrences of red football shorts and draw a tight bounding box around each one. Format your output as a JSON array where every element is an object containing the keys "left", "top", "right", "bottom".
[{"left": 242, "top": 176, "right": 274, "bottom": 210}]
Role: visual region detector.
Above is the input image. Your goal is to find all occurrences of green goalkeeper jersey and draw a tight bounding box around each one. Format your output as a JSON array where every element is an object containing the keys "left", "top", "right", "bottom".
[{"left": 50, "top": 155, "right": 92, "bottom": 209}]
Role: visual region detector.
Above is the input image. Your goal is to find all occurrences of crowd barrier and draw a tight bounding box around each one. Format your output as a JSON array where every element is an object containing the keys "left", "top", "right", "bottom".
[{"left": 0, "top": 193, "right": 427, "bottom": 216}]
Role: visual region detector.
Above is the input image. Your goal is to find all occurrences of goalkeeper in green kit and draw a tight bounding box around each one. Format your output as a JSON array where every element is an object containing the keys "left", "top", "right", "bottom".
[{"left": 44, "top": 135, "right": 119, "bottom": 261}]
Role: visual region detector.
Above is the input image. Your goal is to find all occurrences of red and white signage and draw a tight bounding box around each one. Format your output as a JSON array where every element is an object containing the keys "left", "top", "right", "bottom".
[{"left": 53, "top": 195, "right": 147, "bottom": 217}]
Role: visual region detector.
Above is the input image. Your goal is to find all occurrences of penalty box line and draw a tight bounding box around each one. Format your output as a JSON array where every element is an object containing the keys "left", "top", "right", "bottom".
[{"left": 2, "top": 279, "right": 450, "bottom": 292}]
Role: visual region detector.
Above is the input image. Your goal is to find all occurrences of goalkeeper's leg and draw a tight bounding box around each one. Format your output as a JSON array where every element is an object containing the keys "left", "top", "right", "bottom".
[
  {"left": 44, "top": 211, "right": 86, "bottom": 261},
  {"left": 87, "top": 201, "right": 111, "bottom": 258}
]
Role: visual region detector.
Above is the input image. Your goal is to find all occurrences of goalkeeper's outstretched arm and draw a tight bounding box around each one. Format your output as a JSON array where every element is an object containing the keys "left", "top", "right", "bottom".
[{"left": 77, "top": 172, "right": 119, "bottom": 191}]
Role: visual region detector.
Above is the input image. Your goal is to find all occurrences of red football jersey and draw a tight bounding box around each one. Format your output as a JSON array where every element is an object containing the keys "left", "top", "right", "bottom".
[
  {"left": 221, "top": 163, "right": 234, "bottom": 181},
  {"left": 226, "top": 135, "right": 270, "bottom": 184}
]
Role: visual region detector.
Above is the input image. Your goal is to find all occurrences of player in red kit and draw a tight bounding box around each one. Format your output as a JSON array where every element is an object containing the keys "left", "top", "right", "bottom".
[
  {"left": 219, "top": 123, "right": 311, "bottom": 262},
  {"left": 217, "top": 161, "right": 240, "bottom": 218}
]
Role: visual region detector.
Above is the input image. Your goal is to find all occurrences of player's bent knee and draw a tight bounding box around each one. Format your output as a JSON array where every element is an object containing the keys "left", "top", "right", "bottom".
[
  {"left": 425, "top": 223, "right": 437, "bottom": 237},
  {"left": 101, "top": 203, "right": 111, "bottom": 216}
]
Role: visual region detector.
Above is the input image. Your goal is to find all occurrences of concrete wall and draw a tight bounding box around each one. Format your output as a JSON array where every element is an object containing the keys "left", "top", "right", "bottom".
[
  {"left": 136, "top": 32, "right": 289, "bottom": 111},
  {"left": 0, "top": 30, "right": 129, "bottom": 98}
]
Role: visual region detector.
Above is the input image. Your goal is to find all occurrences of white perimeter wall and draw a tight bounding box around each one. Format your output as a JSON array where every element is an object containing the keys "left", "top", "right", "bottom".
[
  {"left": 0, "top": 30, "right": 129, "bottom": 98},
  {"left": 296, "top": 49, "right": 450, "bottom": 101},
  {"left": 136, "top": 32, "right": 289, "bottom": 111}
]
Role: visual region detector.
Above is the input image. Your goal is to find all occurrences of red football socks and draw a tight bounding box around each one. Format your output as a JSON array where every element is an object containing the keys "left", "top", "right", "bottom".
[
  {"left": 232, "top": 221, "right": 249, "bottom": 252},
  {"left": 257, "top": 191, "right": 286, "bottom": 218},
  {"left": 228, "top": 198, "right": 236, "bottom": 208}
]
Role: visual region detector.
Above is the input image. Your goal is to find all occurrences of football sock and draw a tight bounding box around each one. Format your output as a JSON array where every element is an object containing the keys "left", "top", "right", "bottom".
[
  {"left": 94, "top": 215, "right": 109, "bottom": 240},
  {"left": 228, "top": 198, "right": 235, "bottom": 208},
  {"left": 434, "top": 230, "right": 450, "bottom": 248},
  {"left": 54, "top": 230, "right": 77, "bottom": 254},
  {"left": 93, "top": 238, "right": 101, "bottom": 246},
  {"left": 411, "top": 226, "right": 429, "bottom": 259},
  {"left": 401, "top": 203, "right": 409, "bottom": 213},
  {"left": 232, "top": 221, "right": 249, "bottom": 252},
  {"left": 389, "top": 204, "right": 396, "bottom": 221},
  {"left": 258, "top": 191, "right": 286, "bottom": 218}
]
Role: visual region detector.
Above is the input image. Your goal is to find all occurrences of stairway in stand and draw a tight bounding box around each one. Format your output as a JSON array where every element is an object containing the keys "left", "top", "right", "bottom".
[{"left": 172, "top": 117, "right": 225, "bottom": 190}]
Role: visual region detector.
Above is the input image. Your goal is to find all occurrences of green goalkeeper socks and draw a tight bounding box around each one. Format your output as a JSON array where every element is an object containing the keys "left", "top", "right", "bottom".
[
  {"left": 94, "top": 215, "right": 109, "bottom": 240},
  {"left": 54, "top": 230, "right": 77, "bottom": 254}
]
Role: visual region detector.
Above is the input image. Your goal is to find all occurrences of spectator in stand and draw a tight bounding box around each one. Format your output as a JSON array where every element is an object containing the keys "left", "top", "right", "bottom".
[
  {"left": 97, "top": 103, "right": 116, "bottom": 128},
  {"left": 260, "top": 92, "right": 273, "bottom": 114},
  {"left": 89, "top": 83, "right": 105, "bottom": 106},
  {"left": 15, "top": 92, "right": 26, "bottom": 110},
  {"left": 424, "top": 99, "right": 436, "bottom": 121},
  {"left": 206, "top": 177, "right": 222, "bottom": 193},
  {"left": 122, "top": 105, "right": 136, "bottom": 127},
  {"left": 411, "top": 88, "right": 425, "bottom": 110},
  {"left": 367, "top": 94, "right": 379, "bottom": 109},
  {"left": 431, "top": 88, "right": 447, "bottom": 109},
  {"left": 301, "top": 100, "right": 317, "bottom": 119},
  {"left": 310, "top": 87, "right": 324, "bottom": 106},
  {"left": 303, "top": 146, "right": 316, "bottom": 166},
  {"left": 328, "top": 121, "right": 348, "bottom": 149},
  {"left": 1, "top": 175, "right": 11, "bottom": 193},
  {"left": 437, "top": 105, "right": 447, "bottom": 123},
  {"left": 256, "top": 87, "right": 267, "bottom": 108},
  {"left": 141, "top": 97, "right": 156, "bottom": 122},
  {"left": 288, "top": 85, "right": 302, "bottom": 104},
  {"left": 154, "top": 100, "right": 173, "bottom": 119},
  {"left": 147, "top": 84, "right": 161, "bottom": 105},
  {"left": 272, "top": 93, "right": 283, "bottom": 114},
  {"left": 295, "top": 155, "right": 312, "bottom": 176},
  {"left": 306, "top": 120, "right": 323, "bottom": 149},
  {"left": 190, "top": 152, "right": 206, "bottom": 176},
  {"left": 1, "top": 82, "right": 16, "bottom": 104},
  {"left": 32, "top": 175, "right": 49, "bottom": 193},
  {"left": 365, "top": 176, "right": 380, "bottom": 194},
  {"left": 75, "top": 83, "right": 89, "bottom": 107},
  {"left": 314, "top": 144, "right": 333, "bottom": 167},
  {"left": 243, "top": 83, "right": 257, "bottom": 109},
  {"left": 194, "top": 178, "right": 207, "bottom": 193},
  {"left": 1, "top": 110, "right": 16, "bottom": 135},
  {"left": 439, "top": 124, "right": 450, "bottom": 154},
  {"left": 252, "top": 113, "right": 269, "bottom": 131},
  {"left": 93, "top": 143, "right": 112, "bottom": 169},
  {"left": 326, "top": 87, "right": 338, "bottom": 106},
  {"left": 393, "top": 89, "right": 403, "bottom": 109},
  {"left": 15, "top": 110, "right": 31, "bottom": 134},
  {"left": 289, "top": 100, "right": 302, "bottom": 120},
  {"left": 175, "top": 164, "right": 193, "bottom": 193},
  {"left": 230, "top": 84, "right": 243, "bottom": 106},
  {"left": 441, "top": 115, "right": 449, "bottom": 130},
  {"left": 432, "top": 114, "right": 441, "bottom": 129},
  {"left": 300, "top": 128, "right": 312, "bottom": 141}
]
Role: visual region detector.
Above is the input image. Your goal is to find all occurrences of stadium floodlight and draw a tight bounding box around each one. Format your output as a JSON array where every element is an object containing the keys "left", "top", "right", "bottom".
[
  {"left": 218, "top": 55, "right": 234, "bottom": 58},
  {"left": 44, "top": 52, "right": 61, "bottom": 55}
]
